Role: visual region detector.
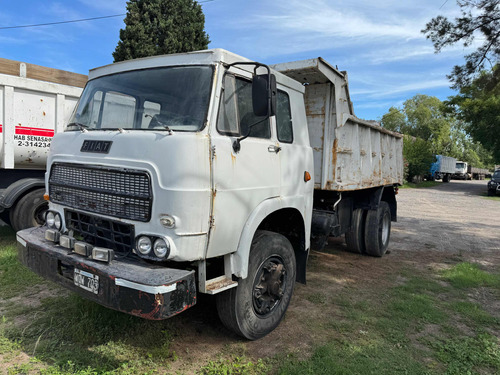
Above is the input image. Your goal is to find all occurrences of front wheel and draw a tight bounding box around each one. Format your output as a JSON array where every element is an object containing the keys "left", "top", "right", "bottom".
[
  {"left": 488, "top": 189, "right": 496, "bottom": 196},
  {"left": 216, "top": 230, "right": 296, "bottom": 340},
  {"left": 9, "top": 188, "right": 47, "bottom": 232},
  {"left": 364, "top": 201, "right": 391, "bottom": 257}
]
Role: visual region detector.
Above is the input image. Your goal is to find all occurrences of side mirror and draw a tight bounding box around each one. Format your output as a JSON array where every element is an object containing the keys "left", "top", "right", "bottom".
[{"left": 252, "top": 74, "right": 276, "bottom": 117}]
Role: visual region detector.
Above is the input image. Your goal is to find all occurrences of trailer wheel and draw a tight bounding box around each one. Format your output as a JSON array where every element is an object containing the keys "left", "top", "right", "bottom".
[
  {"left": 9, "top": 188, "right": 47, "bottom": 232},
  {"left": 216, "top": 230, "right": 296, "bottom": 340},
  {"left": 364, "top": 201, "right": 391, "bottom": 257},
  {"left": 345, "top": 208, "right": 366, "bottom": 254}
]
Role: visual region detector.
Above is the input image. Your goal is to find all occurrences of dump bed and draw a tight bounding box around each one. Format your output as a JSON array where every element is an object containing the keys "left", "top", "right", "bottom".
[
  {"left": 0, "top": 58, "right": 85, "bottom": 170},
  {"left": 273, "top": 58, "right": 403, "bottom": 191}
]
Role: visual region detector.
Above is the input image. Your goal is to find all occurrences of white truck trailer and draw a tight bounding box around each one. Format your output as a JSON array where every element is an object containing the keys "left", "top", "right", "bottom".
[
  {"left": 428, "top": 155, "right": 456, "bottom": 182},
  {"left": 0, "top": 58, "right": 85, "bottom": 230},
  {"left": 16, "top": 49, "right": 403, "bottom": 340}
]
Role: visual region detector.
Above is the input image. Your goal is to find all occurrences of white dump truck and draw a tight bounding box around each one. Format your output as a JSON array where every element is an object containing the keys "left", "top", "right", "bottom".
[
  {"left": 16, "top": 49, "right": 403, "bottom": 339},
  {"left": 0, "top": 58, "right": 85, "bottom": 230}
]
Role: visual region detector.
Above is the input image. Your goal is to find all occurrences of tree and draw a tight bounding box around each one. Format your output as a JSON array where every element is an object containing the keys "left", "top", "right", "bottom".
[
  {"left": 402, "top": 136, "right": 434, "bottom": 182},
  {"left": 113, "top": 0, "right": 210, "bottom": 62},
  {"left": 422, "top": 0, "right": 500, "bottom": 89},
  {"left": 446, "top": 65, "right": 500, "bottom": 163},
  {"left": 381, "top": 94, "right": 453, "bottom": 153},
  {"left": 381, "top": 94, "right": 496, "bottom": 177}
]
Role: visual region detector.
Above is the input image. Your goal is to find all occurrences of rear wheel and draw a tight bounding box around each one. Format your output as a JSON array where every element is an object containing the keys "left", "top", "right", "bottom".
[
  {"left": 9, "top": 188, "right": 47, "bottom": 232},
  {"left": 364, "top": 201, "right": 391, "bottom": 257},
  {"left": 216, "top": 230, "right": 296, "bottom": 340},
  {"left": 345, "top": 208, "right": 367, "bottom": 254}
]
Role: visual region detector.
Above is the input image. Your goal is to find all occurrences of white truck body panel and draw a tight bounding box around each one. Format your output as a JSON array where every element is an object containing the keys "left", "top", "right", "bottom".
[
  {"left": 438, "top": 155, "right": 456, "bottom": 174},
  {"left": 273, "top": 58, "right": 403, "bottom": 191},
  {"left": 0, "top": 72, "right": 83, "bottom": 169}
]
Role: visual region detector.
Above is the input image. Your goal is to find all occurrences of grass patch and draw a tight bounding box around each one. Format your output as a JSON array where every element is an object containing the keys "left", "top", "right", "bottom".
[
  {"left": 428, "top": 333, "right": 500, "bottom": 375},
  {"left": 401, "top": 181, "right": 442, "bottom": 189},
  {"left": 199, "top": 356, "right": 268, "bottom": 375},
  {"left": 481, "top": 193, "right": 500, "bottom": 201},
  {"left": 0, "top": 226, "right": 45, "bottom": 299},
  {"left": 450, "top": 301, "right": 499, "bottom": 327},
  {"left": 442, "top": 262, "right": 500, "bottom": 289}
]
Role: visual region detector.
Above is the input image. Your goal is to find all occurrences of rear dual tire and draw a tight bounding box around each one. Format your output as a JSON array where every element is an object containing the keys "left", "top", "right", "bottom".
[{"left": 345, "top": 202, "right": 391, "bottom": 257}]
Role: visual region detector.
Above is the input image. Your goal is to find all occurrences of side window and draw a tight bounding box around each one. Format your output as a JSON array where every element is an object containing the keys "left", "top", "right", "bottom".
[
  {"left": 217, "top": 75, "right": 270, "bottom": 139},
  {"left": 276, "top": 90, "right": 293, "bottom": 143}
]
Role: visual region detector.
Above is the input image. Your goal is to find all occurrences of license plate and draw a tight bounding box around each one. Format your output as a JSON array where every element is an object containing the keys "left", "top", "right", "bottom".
[{"left": 74, "top": 268, "right": 99, "bottom": 294}]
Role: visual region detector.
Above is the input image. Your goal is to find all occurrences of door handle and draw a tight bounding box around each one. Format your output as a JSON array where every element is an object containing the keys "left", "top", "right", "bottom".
[{"left": 268, "top": 145, "right": 281, "bottom": 153}]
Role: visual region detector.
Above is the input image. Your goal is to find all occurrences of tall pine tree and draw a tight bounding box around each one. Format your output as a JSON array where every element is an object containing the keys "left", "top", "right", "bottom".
[{"left": 113, "top": 0, "right": 210, "bottom": 62}]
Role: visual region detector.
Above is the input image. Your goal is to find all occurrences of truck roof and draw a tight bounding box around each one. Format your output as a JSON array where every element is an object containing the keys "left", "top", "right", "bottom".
[{"left": 89, "top": 48, "right": 305, "bottom": 93}]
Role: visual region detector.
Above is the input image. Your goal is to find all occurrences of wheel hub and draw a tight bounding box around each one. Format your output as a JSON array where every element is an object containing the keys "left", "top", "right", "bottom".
[{"left": 252, "top": 258, "right": 286, "bottom": 316}]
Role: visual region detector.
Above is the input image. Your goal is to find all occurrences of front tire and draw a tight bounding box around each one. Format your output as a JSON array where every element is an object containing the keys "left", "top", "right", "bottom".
[
  {"left": 488, "top": 189, "right": 496, "bottom": 197},
  {"left": 9, "top": 188, "right": 47, "bottom": 232},
  {"left": 216, "top": 230, "right": 296, "bottom": 340},
  {"left": 364, "top": 201, "right": 391, "bottom": 257}
]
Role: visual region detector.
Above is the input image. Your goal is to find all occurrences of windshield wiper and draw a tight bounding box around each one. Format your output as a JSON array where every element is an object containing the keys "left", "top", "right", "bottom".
[{"left": 67, "top": 122, "right": 90, "bottom": 133}]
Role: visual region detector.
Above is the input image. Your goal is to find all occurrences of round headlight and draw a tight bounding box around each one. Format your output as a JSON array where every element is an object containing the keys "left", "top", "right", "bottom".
[
  {"left": 46, "top": 212, "right": 55, "bottom": 228},
  {"left": 137, "top": 236, "right": 152, "bottom": 255},
  {"left": 54, "top": 213, "right": 62, "bottom": 230},
  {"left": 153, "top": 238, "right": 169, "bottom": 258}
]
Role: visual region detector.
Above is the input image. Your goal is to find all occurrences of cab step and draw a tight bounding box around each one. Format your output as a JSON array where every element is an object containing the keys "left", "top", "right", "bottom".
[{"left": 204, "top": 276, "right": 238, "bottom": 295}]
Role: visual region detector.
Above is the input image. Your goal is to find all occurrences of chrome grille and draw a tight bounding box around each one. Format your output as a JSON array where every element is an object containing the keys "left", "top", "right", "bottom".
[{"left": 49, "top": 163, "right": 152, "bottom": 222}]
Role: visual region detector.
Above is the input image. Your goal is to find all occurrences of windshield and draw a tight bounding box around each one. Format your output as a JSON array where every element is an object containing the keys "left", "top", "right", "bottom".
[
  {"left": 456, "top": 163, "right": 465, "bottom": 169},
  {"left": 493, "top": 171, "right": 500, "bottom": 180},
  {"left": 68, "top": 66, "right": 213, "bottom": 132}
]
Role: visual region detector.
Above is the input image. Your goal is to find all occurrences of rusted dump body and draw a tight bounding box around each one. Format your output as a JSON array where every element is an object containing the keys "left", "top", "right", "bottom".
[{"left": 273, "top": 58, "right": 403, "bottom": 191}]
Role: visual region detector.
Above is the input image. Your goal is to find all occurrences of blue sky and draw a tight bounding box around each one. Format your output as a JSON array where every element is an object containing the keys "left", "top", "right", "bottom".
[{"left": 0, "top": 0, "right": 472, "bottom": 120}]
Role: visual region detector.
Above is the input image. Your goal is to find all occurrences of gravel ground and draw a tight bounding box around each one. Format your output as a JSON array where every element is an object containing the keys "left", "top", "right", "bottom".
[{"left": 392, "top": 180, "right": 499, "bottom": 255}]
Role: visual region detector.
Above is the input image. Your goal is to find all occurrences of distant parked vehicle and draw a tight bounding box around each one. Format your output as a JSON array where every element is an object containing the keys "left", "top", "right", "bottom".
[
  {"left": 453, "top": 161, "right": 489, "bottom": 181},
  {"left": 454, "top": 161, "right": 471, "bottom": 180},
  {"left": 428, "top": 155, "right": 456, "bottom": 182},
  {"left": 487, "top": 170, "right": 500, "bottom": 196}
]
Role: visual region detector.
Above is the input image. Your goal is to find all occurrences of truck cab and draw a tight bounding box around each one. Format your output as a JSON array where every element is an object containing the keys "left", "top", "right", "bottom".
[{"left": 454, "top": 161, "right": 470, "bottom": 180}]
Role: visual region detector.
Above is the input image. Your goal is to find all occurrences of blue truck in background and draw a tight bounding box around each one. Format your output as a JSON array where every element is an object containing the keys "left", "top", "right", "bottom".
[{"left": 428, "top": 155, "right": 456, "bottom": 183}]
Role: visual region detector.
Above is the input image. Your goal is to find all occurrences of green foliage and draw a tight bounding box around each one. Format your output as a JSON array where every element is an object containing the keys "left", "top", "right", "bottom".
[
  {"left": 442, "top": 262, "right": 500, "bottom": 289},
  {"left": 381, "top": 94, "right": 496, "bottom": 174},
  {"left": 113, "top": 0, "right": 210, "bottom": 62},
  {"left": 422, "top": 0, "right": 500, "bottom": 89},
  {"left": 402, "top": 136, "right": 434, "bottom": 182},
  {"left": 447, "top": 65, "right": 500, "bottom": 163}
]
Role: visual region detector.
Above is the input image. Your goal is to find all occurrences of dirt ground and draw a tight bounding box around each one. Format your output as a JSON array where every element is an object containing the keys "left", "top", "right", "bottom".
[
  {"left": 2, "top": 179, "right": 500, "bottom": 374},
  {"left": 166, "top": 179, "right": 500, "bottom": 372}
]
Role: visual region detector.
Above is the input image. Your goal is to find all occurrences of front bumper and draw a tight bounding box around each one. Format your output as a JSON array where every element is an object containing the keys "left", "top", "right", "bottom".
[{"left": 17, "top": 227, "right": 196, "bottom": 320}]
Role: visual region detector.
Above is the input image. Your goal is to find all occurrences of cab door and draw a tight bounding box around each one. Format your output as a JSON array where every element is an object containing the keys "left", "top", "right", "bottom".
[{"left": 206, "top": 73, "right": 280, "bottom": 258}]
